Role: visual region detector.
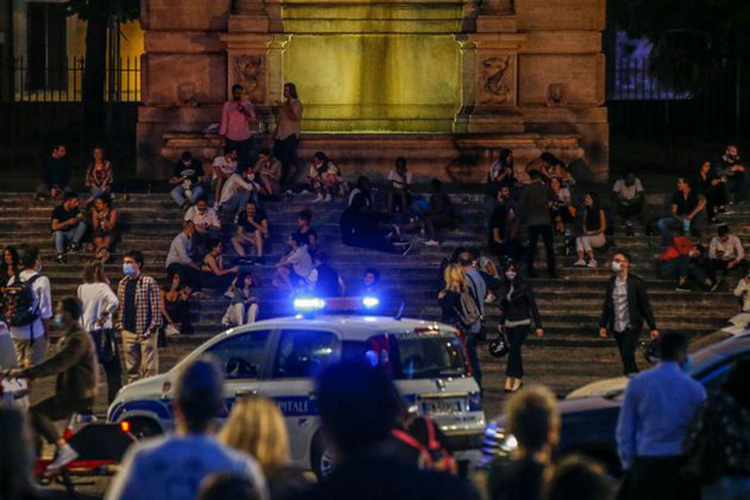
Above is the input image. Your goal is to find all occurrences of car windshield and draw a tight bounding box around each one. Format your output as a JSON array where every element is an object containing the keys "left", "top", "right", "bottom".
[{"left": 390, "top": 334, "right": 466, "bottom": 380}]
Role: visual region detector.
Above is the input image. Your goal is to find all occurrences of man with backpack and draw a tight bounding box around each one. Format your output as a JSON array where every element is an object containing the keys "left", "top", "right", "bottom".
[
  {"left": 459, "top": 249, "right": 486, "bottom": 388},
  {"left": 4, "top": 245, "right": 52, "bottom": 367}
]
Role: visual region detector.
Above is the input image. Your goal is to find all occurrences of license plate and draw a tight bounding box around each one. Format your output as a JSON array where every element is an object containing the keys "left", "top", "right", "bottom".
[{"left": 421, "top": 398, "right": 463, "bottom": 415}]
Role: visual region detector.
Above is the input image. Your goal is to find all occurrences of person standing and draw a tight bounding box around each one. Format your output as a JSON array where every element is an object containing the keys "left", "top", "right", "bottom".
[
  {"left": 684, "top": 360, "right": 750, "bottom": 499},
  {"left": 488, "top": 185, "right": 521, "bottom": 260},
  {"left": 497, "top": 263, "right": 543, "bottom": 393},
  {"left": 6, "top": 245, "right": 52, "bottom": 367},
  {"left": 107, "top": 359, "right": 267, "bottom": 500},
  {"left": 459, "top": 249, "right": 486, "bottom": 388},
  {"left": 51, "top": 192, "right": 87, "bottom": 264},
  {"left": 116, "top": 250, "right": 162, "bottom": 383},
  {"left": 520, "top": 169, "right": 556, "bottom": 278},
  {"left": 616, "top": 332, "right": 705, "bottom": 500},
  {"left": 36, "top": 142, "right": 72, "bottom": 200},
  {"left": 598, "top": 252, "right": 658, "bottom": 376},
  {"left": 78, "top": 260, "right": 121, "bottom": 404},
  {"left": 5, "top": 297, "right": 98, "bottom": 472},
  {"left": 220, "top": 84, "right": 257, "bottom": 171},
  {"left": 274, "top": 82, "right": 303, "bottom": 186}
]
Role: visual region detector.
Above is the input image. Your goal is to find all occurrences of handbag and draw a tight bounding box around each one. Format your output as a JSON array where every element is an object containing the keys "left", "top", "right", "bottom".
[
  {"left": 91, "top": 328, "right": 118, "bottom": 364},
  {"left": 488, "top": 328, "right": 510, "bottom": 358}
]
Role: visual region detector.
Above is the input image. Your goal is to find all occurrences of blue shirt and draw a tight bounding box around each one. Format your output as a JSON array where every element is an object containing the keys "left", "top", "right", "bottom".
[
  {"left": 465, "top": 267, "right": 486, "bottom": 334},
  {"left": 616, "top": 361, "right": 706, "bottom": 469}
]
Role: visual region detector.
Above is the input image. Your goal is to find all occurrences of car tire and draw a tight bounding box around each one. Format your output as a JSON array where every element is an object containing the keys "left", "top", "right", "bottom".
[
  {"left": 126, "top": 418, "right": 163, "bottom": 440},
  {"left": 310, "top": 433, "right": 336, "bottom": 480}
]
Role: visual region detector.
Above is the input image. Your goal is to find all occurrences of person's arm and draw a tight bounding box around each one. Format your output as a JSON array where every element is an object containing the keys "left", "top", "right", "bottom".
[
  {"left": 597, "top": 210, "right": 607, "bottom": 235},
  {"left": 204, "top": 254, "right": 226, "bottom": 276},
  {"left": 733, "top": 237, "right": 744, "bottom": 263},
  {"left": 616, "top": 380, "right": 639, "bottom": 470},
  {"left": 243, "top": 102, "right": 257, "bottom": 122},
  {"left": 708, "top": 238, "right": 718, "bottom": 260},
  {"left": 526, "top": 284, "right": 542, "bottom": 329},
  {"left": 734, "top": 278, "right": 749, "bottom": 297},
  {"left": 687, "top": 196, "right": 706, "bottom": 220},
  {"left": 104, "top": 162, "right": 114, "bottom": 187},
  {"left": 173, "top": 238, "right": 194, "bottom": 267},
  {"left": 21, "top": 333, "right": 87, "bottom": 379},
  {"left": 147, "top": 279, "right": 163, "bottom": 331},
  {"left": 115, "top": 281, "right": 125, "bottom": 330},
  {"left": 104, "top": 209, "right": 118, "bottom": 232},
  {"left": 160, "top": 289, "right": 174, "bottom": 325},
  {"left": 492, "top": 227, "right": 503, "bottom": 245},
  {"left": 598, "top": 281, "right": 611, "bottom": 330},
  {"left": 219, "top": 102, "right": 229, "bottom": 137},
  {"left": 209, "top": 211, "right": 221, "bottom": 230},
  {"left": 169, "top": 164, "right": 184, "bottom": 185},
  {"left": 85, "top": 164, "right": 94, "bottom": 188}
]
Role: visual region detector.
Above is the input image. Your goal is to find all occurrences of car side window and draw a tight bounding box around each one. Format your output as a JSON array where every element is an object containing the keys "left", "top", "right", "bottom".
[
  {"left": 274, "top": 330, "right": 339, "bottom": 379},
  {"left": 700, "top": 353, "right": 750, "bottom": 393},
  {"left": 205, "top": 330, "right": 271, "bottom": 380}
]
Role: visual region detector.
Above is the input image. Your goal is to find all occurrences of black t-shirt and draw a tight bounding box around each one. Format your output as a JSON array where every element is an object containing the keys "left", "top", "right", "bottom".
[
  {"left": 172, "top": 159, "right": 205, "bottom": 184},
  {"left": 671, "top": 190, "right": 701, "bottom": 216},
  {"left": 238, "top": 209, "right": 267, "bottom": 234},
  {"left": 51, "top": 204, "right": 81, "bottom": 228},
  {"left": 487, "top": 457, "right": 546, "bottom": 500},
  {"left": 295, "top": 227, "right": 318, "bottom": 248},
  {"left": 42, "top": 155, "right": 72, "bottom": 187},
  {"left": 489, "top": 204, "right": 511, "bottom": 243},
  {"left": 123, "top": 279, "right": 138, "bottom": 332}
]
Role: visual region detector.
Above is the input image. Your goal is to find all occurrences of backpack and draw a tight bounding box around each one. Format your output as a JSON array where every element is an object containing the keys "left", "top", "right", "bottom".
[
  {"left": 459, "top": 289, "right": 481, "bottom": 327},
  {"left": 392, "top": 418, "right": 457, "bottom": 474},
  {"left": 3, "top": 274, "right": 42, "bottom": 328}
]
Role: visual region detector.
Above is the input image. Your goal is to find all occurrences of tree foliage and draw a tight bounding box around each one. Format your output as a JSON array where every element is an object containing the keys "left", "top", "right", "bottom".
[{"left": 611, "top": 0, "right": 750, "bottom": 92}]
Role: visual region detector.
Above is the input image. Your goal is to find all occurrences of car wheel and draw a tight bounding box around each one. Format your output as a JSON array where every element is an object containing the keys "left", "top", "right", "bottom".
[
  {"left": 311, "top": 434, "right": 336, "bottom": 480},
  {"left": 126, "top": 418, "right": 162, "bottom": 440}
]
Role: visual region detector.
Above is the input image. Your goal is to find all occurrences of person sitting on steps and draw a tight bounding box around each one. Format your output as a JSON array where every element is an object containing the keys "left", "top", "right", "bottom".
[{"left": 574, "top": 192, "right": 607, "bottom": 268}]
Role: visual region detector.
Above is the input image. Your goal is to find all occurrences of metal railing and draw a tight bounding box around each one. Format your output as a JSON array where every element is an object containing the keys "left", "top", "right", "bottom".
[
  {"left": 607, "top": 57, "right": 691, "bottom": 101},
  {"left": 1, "top": 56, "right": 141, "bottom": 103}
]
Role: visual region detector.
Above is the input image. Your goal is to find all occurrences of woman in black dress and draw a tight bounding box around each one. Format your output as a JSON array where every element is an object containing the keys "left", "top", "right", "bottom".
[{"left": 498, "top": 263, "right": 543, "bottom": 392}]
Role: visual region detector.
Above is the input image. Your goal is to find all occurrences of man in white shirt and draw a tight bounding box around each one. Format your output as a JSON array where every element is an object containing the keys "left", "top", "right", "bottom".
[
  {"left": 184, "top": 195, "right": 221, "bottom": 253},
  {"left": 106, "top": 359, "right": 268, "bottom": 500},
  {"left": 6, "top": 246, "right": 52, "bottom": 367},
  {"left": 211, "top": 149, "right": 238, "bottom": 209},
  {"left": 387, "top": 157, "right": 413, "bottom": 216},
  {"left": 272, "top": 233, "right": 313, "bottom": 293},
  {"left": 219, "top": 169, "right": 259, "bottom": 217},
  {"left": 166, "top": 221, "right": 201, "bottom": 290},
  {"left": 708, "top": 224, "right": 745, "bottom": 283},
  {"left": 612, "top": 174, "right": 649, "bottom": 236}
]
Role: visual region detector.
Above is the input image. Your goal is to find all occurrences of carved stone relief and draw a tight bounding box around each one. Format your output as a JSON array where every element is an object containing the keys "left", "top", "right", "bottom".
[
  {"left": 478, "top": 54, "right": 514, "bottom": 105},
  {"left": 231, "top": 54, "right": 266, "bottom": 103}
]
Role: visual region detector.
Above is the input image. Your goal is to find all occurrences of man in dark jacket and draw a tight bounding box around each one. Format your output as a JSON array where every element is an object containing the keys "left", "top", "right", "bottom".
[
  {"left": 598, "top": 252, "right": 659, "bottom": 376},
  {"left": 6, "top": 297, "right": 98, "bottom": 471},
  {"left": 36, "top": 143, "right": 73, "bottom": 200},
  {"left": 520, "top": 169, "right": 557, "bottom": 278}
]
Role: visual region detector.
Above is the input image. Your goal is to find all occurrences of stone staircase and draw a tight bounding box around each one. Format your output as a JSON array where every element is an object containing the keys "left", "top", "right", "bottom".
[{"left": 2, "top": 186, "right": 745, "bottom": 415}]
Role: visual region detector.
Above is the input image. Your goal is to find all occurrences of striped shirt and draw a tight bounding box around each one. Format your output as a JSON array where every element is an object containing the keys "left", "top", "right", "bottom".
[{"left": 116, "top": 274, "right": 162, "bottom": 335}]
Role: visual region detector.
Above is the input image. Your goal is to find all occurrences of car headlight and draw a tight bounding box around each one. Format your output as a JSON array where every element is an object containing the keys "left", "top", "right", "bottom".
[{"left": 478, "top": 422, "right": 518, "bottom": 468}]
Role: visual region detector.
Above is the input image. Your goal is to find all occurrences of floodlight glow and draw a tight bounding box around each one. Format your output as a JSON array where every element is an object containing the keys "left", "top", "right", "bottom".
[
  {"left": 362, "top": 297, "right": 380, "bottom": 308},
  {"left": 294, "top": 298, "right": 326, "bottom": 311}
]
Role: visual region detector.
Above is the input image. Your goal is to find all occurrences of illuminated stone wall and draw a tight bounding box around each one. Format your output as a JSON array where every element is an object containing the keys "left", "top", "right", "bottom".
[{"left": 138, "top": 0, "right": 608, "bottom": 181}]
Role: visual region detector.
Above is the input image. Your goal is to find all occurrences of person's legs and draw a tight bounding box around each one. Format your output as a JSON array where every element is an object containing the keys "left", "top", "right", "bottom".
[
  {"left": 541, "top": 224, "right": 556, "bottom": 275},
  {"left": 188, "top": 185, "right": 204, "bottom": 205},
  {"left": 28, "top": 396, "right": 70, "bottom": 446},
  {"left": 387, "top": 187, "right": 396, "bottom": 215},
  {"left": 71, "top": 223, "right": 86, "bottom": 246},
  {"left": 29, "top": 336, "right": 48, "bottom": 365},
  {"left": 121, "top": 330, "right": 142, "bottom": 384},
  {"left": 232, "top": 234, "right": 249, "bottom": 257},
  {"left": 246, "top": 303, "right": 258, "bottom": 323},
  {"left": 141, "top": 334, "right": 158, "bottom": 379},
  {"left": 656, "top": 259, "right": 680, "bottom": 279},
  {"left": 657, "top": 217, "right": 679, "bottom": 245},
  {"left": 103, "top": 354, "right": 122, "bottom": 405},
  {"left": 527, "top": 225, "right": 541, "bottom": 276},
  {"left": 12, "top": 338, "right": 29, "bottom": 368},
  {"left": 614, "top": 327, "right": 640, "bottom": 376},
  {"left": 505, "top": 326, "right": 529, "bottom": 379},
  {"left": 36, "top": 184, "right": 52, "bottom": 198},
  {"left": 53, "top": 230, "right": 66, "bottom": 254},
  {"left": 464, "top": 332, "right": 482, "bottom": 388},
  {"left": 170, "top": 185, "right": 186, "bottom": 206}
]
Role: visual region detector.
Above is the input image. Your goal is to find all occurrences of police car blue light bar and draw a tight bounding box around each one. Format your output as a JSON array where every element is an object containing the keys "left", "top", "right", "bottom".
[
  {"left": 293, "top": 298, "right": 326, "bottom": 311},
  {"left": 362, "top": 297, "right": 380, "bottom": 308}
]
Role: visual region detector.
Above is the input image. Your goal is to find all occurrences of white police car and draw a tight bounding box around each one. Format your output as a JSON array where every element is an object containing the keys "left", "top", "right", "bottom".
[{"left": 107, "top": 299, "right": 486, "bottom": 477}]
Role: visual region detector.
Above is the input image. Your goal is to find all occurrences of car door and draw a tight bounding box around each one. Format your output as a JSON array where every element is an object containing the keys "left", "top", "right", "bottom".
[
  {"left": 203, "top": 329, "right": 275, "bottom": 416},
  {"left": 260, "top": 328, "right": 341, "bottom": 462}
]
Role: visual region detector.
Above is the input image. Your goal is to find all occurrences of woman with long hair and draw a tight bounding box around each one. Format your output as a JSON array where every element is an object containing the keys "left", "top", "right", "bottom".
[
  {"left": 77, "top": 260, "right": 121, "bottom": 403},
  {"left": 220, "top": 395, "right": 310, "bottom": 500},
  {"left": 498, "top": 262, "right": 543, "bottom": 392},
  {"left": 1, "top": 246, "right": 20, "bottom": 284},
  {"left": 161, "top": 271, "right": 193, "bottom": 337},
  {"left": 91, "top": 192, "right": 118, "bottom": 263},
  {"left": 274, "top": 82, "right": 303, "bottom": 186},
  {"left": 84, "top": 146, "right": 114, "bottom": 204},
  {"left": 200, "top": 240, "right": 239, "bottom": 294},
  {"left": 549, "top": 176, "right": 574, "bottom": 234},
  {"left": 694, "top": 159, "right": 728, "bottom": 223},
  {"left": 573, "top": 192, "right": 607, "bottom": 268},
  {"left": 488, "top": 148, "right": 515, "bottom": 198},
  {"left": 438, "top": 264, "right": 466, "bottom": 328},
  {"left": 221, "top": 272, "right": 259, "bottom": 326}
]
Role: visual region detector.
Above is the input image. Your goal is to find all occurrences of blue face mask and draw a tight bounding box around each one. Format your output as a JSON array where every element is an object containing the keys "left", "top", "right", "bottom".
[
  {"left": 682, "top": 354, "right": 694, "bottom": 372},
  {"left": 53, "top": 313, "right": 64, "bottom": 328},
  {"left": 123, "top": 263, "right": 135, "bottom": 276}
]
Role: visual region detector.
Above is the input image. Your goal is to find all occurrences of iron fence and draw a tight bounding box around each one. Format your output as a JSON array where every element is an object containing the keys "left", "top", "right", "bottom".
[{"left": 1, "top": 56, "right": 141, "bottom": 103}]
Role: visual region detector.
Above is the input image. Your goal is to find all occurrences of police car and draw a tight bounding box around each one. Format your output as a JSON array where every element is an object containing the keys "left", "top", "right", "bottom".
[{"left": 107, "top": 298, "right": 486, "bottom": 477}]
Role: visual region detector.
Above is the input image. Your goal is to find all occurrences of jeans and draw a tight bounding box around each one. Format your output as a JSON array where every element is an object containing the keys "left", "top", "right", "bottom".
[
  {"left": 575, "top": 233, "right": 606, "bottom": 253},
  {"left": 617, "top": 197, "right": 649, "bottom": 226},
  {"left": 726, "top": 172, "right": 747, "bottom": 202},
  {"left": 221, "top": 190, "right": 258, "bottom": 216},
  {"left": 656, "top": 256, "right": 708, "bottom": 284},
  {"left": 656, "top": 212, "right": 706, "bottom": 245},
  {"left": 613, "top": 327, "right": 641, "bottom": 376},
  {"left": 527, "top": 224, "right": 555, "bottom": 276},
  {"left": 89, "top": 329, "right": 122, "bottom": 405},
  {"left": 708, "top": 258, "right": 746, "bottom": 282},
  {"left": 505, "top": 325, "right": 530, "bottom": 378},
  {"left": 170, "top": 184, "right": 204, "bottom": 207},
  {"left": 464, "top": 332, "right": 482, "bottom": 389},
  {"left": 53, "top": 223, "right": 87, "bottom": 254},
  {"left": 29, "top": 395, "right": 95, "bottom": 447},
  {"left": 274, "top": 135, "right": 300, "bottom": 185}
]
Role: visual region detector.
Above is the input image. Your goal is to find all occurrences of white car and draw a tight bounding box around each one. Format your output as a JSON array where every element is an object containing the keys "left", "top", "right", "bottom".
[{"left": 108, "top": 313, "right": 486, "bottom": 477}]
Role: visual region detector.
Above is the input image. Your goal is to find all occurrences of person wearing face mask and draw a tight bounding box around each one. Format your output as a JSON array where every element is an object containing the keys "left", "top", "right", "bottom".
[
  {"left": 4, "top": 297, "right": 98, "bottom": 473},
  {"left": 616, "top": 332, "right": 705, "bottom": 500},
  {"left": 719, "top": 145, "right": 746, "bottom": 204},
  {"left": 598, "top": 252, "right": 659, "bottom": 376},
  {"left": 497, "top": 263, "right": 543, "bottom": 393},
  {"left": 117, "top": 250, "right": 162, "bottom": 383}
]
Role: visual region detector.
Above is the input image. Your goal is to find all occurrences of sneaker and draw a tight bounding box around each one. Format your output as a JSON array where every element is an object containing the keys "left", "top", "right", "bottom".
[
  {"left": 300, "top": 189, "right": 311, "bottom": 195},
  {"left": 69, "top": 242, "right": 79, "bottom": 252},
  {"left": 324, "top": 194, "right": 332, "bottom": 202},
  {"left": 401, "top": 242, "right": 414, "bottom": 256},
  {"left": 718, "top": 206, "right": 727, "bottom": 214},
  {"left": 46, "top": 444, "right": 79, "bottom": 474},
  {"left": 424, "top": 239, "right": 440, "bottom": 247},
  {"left": 573, "top": 259, "right": 587, "bottom": 267},
  {"left": 223, "top": 290, "right": 234, "bottom": 299},
  {"left": 675, "top": 285, "right": 691, "bottom": 292},
  {"left": 709, "top": 280, "right": 720, "bottom": 293},
  {"left": 55, "top": 253, "right": 66, "bottom": 264},
  {"left": 587, "top": 259, "right": 598, "bottom": 268},
  {"left": 312, "top": 194, "right": 324, "bottom": 203}
]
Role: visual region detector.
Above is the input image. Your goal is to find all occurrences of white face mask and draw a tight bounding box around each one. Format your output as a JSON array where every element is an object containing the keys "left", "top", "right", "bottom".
[
  {"left": 612, "top": 261, "right": 623, "bottom": 273},
  {"left": 505, "top": 271, "right": 517, "bottom": 281}
]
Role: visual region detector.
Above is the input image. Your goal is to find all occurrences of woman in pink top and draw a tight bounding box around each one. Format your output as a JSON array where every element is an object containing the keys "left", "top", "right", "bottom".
[{"left": 220, "top": 84, "right": 257, "bottom": 171}]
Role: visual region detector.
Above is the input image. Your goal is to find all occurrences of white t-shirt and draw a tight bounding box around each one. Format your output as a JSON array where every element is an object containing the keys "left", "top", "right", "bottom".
[
  {"left": 613, "top": 178, "right": 644, "bottom": 201},
  {"left": 387, "top": 169, "right": 412, "bottom": 190},
  {"left": 106, "top": 434, "right": 268, "bottom": 500},
  {"left": 220, "top": 174, "right": 256, "bottom": 205},
  {"left": 212, "top": 156, "right": 237, "bottom": 177},
  {"left": 184, "top": 206, "right": 221, "bottom": 231},
  {"left": 7, "top": 270, "right": 52, "bottom": 341},
  {"left": 77, "top": 283, "right": 119, "bottom": 331},
  {"left": 286, "top": 245, "right": 313, "bottom": 278}
]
